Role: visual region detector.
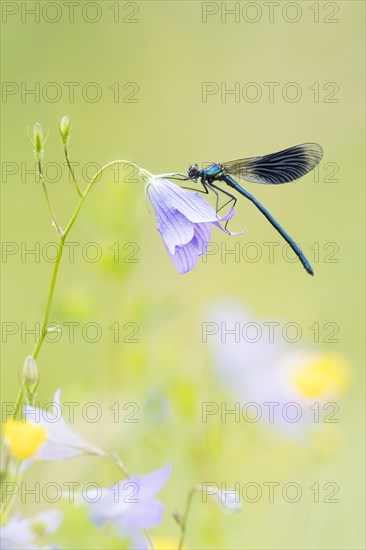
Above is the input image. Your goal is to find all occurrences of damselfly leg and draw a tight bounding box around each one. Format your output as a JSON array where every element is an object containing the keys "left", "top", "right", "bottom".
[
  {"left": 163, "top": 173, "right": 210, "bottom": 195},
  {"left": 165, "top": 174, "right": 236, "bottom": 230},
  {"left": 160, "top": 173, "right": 189, "bottom": 181},
  {"left": 208, "top": 182, "right": 237, "bottom": 229}
]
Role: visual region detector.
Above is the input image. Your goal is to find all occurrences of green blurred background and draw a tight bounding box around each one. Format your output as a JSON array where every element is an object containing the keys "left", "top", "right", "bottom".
[{"left": 1, "top": 1, "right": 365, "bottom": 548}]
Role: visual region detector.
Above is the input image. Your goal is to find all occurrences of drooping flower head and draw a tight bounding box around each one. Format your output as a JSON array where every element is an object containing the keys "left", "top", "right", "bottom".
[
  {"left": 23, "top": 388, "right": 104, "bottom": 461},
  {"left": 3, "top": 389, "right": 103, "bottom": 463},
  {"left": 146, "top": 177, "right": 243, "bottom": 274}
]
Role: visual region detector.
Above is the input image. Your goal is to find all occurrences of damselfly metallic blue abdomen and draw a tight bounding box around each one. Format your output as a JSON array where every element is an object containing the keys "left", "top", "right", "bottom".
[{"left": 187, "top": 143, "right": 323, "bottom": 276}]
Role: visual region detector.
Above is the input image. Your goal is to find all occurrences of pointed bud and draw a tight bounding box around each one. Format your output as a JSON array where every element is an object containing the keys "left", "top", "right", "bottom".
[
  {"left": 172, "top": 510, "right": 183, "bottom": 526},
  {"left": 59, "top": 115, "right": 71, "bottom": 145},
  {"left": 211, "top": 489, "right": 242, "bottom": 513},
  {"left": 33, "top": 123, "right": 44, "bottom": 160},
  {"left": 23, "top": 355, "right": 38, "bottom": 390}
]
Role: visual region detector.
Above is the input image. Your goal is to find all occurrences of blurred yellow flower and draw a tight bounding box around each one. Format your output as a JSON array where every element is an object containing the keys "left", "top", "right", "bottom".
[
  {"left": 293, "top": 353, "right": 349, "bottom": 398},
  {"left": 154, "top": 538, "right": 184, "bottom": 550},
  {"left": 3, "top": 420, "right": 46, "bottom": 459}
]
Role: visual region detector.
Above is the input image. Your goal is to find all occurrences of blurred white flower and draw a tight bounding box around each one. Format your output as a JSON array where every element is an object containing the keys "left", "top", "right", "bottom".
[{"left": 0, "top": 510, "right": 62, "bottom": 549}]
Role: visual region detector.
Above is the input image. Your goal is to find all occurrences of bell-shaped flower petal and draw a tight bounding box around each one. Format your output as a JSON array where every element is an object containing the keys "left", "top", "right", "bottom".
[
  {"left": 147, "top": 178, "right": 244, "bottom": 274},
  {"left": 24, "top": 389, "right": 103, "bottom": 461},
  {"left": 86, "top": 464, "right": 171, "bottom": 550}
]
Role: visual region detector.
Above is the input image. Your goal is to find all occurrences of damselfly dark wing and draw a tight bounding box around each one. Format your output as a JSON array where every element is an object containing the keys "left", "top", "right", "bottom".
[{"left": 223, "top": 143, "right": 323, "bottom": 184}]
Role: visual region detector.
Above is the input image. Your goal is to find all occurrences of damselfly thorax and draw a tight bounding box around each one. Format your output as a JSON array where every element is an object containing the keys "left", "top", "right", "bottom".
[{"left": 188, "top": 163, "right": 227, "bottom": 183}]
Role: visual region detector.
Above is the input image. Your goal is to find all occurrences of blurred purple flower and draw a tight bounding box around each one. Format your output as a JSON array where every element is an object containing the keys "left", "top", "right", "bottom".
[
  {"left": 87, "top": 464, "right": 171, "bottom": 550},
  {"left": 0, "top": 510, "right": 62, "bottom": 549},
  {"left": 202, "top": 299, "right": 349, "bottom": 440},
  {"left": 147, "top": 178, "right": 243, "bottom": 274}
]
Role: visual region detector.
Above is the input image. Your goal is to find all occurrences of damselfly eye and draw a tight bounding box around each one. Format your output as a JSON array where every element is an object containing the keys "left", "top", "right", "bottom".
[{"left": 188, "top": 164, "right": 199, "bottom": 180}]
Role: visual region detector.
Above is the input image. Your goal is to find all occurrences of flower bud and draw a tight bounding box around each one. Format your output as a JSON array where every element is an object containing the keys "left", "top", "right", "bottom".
[
  {"left": 33, "top": 123, "right": 44, "bottom": 160},
  {"left": 23, "top": 355, "right": 38, "bottom": 390},
  {"left": 59, "top": 115, "right": 71, "bottom": 145},
  {"left": 212, "top": 488, "right": 242, "bottom": 513}
]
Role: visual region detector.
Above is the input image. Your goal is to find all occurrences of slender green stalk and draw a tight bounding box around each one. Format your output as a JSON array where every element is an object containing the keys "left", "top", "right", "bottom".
[
  {"left": 178, "top": 487, "right": 199, "bottom": 550},
  {"left": 38, "top": 161, "right": 63, "bottom": 236},
  {"left": 12, "top": 160, "right": 145, "bottom": 419},
  {"left": 107, "top": 451, "right": 130, "bottom": 478},
  {"left": 64, "top": 145, "right": 84, "bottom": 198},
  {"left": 0, "top": 461, "right": 22, "bottom": 524},
  {"left": 144, "top": 529, "right": 155, "bottom": 550}
]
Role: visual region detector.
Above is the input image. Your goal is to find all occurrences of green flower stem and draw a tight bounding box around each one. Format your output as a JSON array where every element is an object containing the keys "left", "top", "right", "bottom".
[
  {"left": 106, "top": 451, "right": 130, "bottom": 478},
  {"left": 38, "top": 161, "right": 63, "bottom": 236},
  {"left": 64, "top": 145, "right": 84, "bottom": 198},
  {"left": 178, "top": 486, "right": 201, "bottom": 550},
  {"left": 11, "top": 160, "right": 144, "bottom": 420},
  {"left": 144, "top": 529, "right": 155, "bottom": 550},
  {"left": 0, "top": 464, "right": 22, "bottom": 524}
]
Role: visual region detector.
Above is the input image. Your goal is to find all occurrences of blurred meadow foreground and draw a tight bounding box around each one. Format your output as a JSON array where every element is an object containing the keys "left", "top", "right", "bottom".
[{"left": 1, "top": 1, "right": 365, "bottom": 549}]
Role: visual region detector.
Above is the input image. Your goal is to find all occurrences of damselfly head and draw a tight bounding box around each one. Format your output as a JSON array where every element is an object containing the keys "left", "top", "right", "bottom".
[{"left": 188, "top": 164, "right": 199, "bottom": 180}]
